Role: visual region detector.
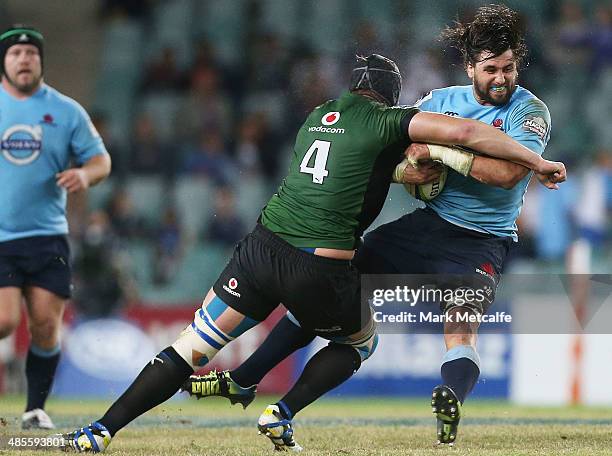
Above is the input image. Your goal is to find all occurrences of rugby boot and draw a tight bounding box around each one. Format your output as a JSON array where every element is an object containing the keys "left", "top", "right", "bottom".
[
  {"left": 182, "top": 369, "right": 256, "bottom": 409},
  {"left": 431, "top": 384, "right": 462, "bottom": 446}
]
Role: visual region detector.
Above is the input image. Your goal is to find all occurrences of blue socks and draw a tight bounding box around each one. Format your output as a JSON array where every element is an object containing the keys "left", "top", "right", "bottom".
[{"left": 440, "top": 345, "right": 481, "bottom": 404}]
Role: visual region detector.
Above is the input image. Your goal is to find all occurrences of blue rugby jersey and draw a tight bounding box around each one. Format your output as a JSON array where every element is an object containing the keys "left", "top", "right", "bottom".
[
  {"left": 0, "top": 83, "right": 107, "bottom": 241},
  {"left": 416, "top": 85, "right": 551, "bottom": 241}
]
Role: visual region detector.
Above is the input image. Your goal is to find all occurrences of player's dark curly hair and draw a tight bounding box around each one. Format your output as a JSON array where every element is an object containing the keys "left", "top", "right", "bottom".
[{"left": 440, "top": 4, "right": 527, "bottom": 69}]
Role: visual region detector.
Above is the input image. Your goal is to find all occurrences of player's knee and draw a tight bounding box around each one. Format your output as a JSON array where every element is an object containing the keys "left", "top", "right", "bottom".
[{"left": 28, "top": 317, "right": 61, "bottom": 348}]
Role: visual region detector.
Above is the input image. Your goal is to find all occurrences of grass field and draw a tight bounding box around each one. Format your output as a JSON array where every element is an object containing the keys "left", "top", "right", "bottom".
[{"left": 1, "top": 394, "right": 612, "bottom": 455}]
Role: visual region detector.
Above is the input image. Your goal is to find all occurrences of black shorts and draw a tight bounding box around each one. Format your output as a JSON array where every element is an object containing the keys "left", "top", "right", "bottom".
[
  {"left": 356, "top": 208, "right": 512, "bottom": 314},
  {"left": 0, "top": 235, "right": 72, "bottom": 298},
  {"left": 213, "top": 224, "right": 367, "bottom": 338}
]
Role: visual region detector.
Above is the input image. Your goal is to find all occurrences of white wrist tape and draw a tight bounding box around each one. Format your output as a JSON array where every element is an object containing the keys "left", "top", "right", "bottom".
[
  {"left": 427, "top": 144, "right": 474, "bottom": 176},
  {"left": 392, "top": 156, "right": 419, "bottom": 183},
  {"left": 392, "top": 158, "right": 409, "bottom": 183}
]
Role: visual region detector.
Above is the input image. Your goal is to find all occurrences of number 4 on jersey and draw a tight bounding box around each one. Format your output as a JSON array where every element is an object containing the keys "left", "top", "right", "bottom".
[{"left": 300, "top": 140, "right": 331, "bottom": 184}]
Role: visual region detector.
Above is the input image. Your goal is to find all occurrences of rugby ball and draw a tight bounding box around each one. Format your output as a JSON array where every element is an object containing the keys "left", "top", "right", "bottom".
[{"left": 403, "top": 164, "right": 448, "bottom": 201}]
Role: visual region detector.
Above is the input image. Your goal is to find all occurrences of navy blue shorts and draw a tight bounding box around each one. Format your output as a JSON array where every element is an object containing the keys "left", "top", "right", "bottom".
[
  {"left": 355, "top": 208, "right": 512, "bottom": 314},
  {"left": 0, "top": 235, "right": 72, "bottom": 298}
]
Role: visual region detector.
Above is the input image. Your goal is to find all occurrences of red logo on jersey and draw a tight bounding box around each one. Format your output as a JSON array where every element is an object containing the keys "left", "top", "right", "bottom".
[
  {"left": 321, "top": 112, "right": 340, "bottom": 126},
  {"left": 43, "top": 114, "right": 54, "bottom": 123},
  {"left": 492, "top": 118, "right": 503, "bottom": 128},
  {"left": 228, "top": 278, "right": 238, "bottom": 290}
]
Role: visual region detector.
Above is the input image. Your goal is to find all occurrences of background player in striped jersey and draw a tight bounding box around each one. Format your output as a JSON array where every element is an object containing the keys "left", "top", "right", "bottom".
[
  {"left": 0, "top": 25, "right": 111, "bottom": 429},
  {"left": 58, "top": 53, "right": 564, "bottom": 452},
  {"left": 182, "top": 4, "right": 560, "bottom": 448}
]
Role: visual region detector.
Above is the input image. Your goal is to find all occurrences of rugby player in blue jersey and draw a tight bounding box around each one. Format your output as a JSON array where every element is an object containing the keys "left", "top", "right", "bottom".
[
  {"left": 0, "top": 25, "right": 111, "bottom": 429},
  {"left": 182, "top": 5, "right": 560, "bottom": 447}
]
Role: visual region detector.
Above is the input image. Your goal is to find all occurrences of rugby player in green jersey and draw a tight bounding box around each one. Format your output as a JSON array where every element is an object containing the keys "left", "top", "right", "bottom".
[{"left": 58, "top": 54, "right": 564, "bottom": 453}]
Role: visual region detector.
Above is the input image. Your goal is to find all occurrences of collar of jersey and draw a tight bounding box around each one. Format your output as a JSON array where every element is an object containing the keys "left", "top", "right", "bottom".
[{"left": 0, "top": 82, "right": 47, "bottom": 101}]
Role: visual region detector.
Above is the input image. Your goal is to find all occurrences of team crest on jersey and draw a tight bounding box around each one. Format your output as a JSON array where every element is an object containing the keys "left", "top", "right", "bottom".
[
  {"left": 321, "top": 112, "right": 340, "bottom": 126},
  {"left": 492, "top": 118, "right": 503, "bottom": 129},
  {"left": 522, "top": 115, "right": 548, "bottom": 140},
  {"left": 1, "top": 124, "right": 42, "bottom": 165}
]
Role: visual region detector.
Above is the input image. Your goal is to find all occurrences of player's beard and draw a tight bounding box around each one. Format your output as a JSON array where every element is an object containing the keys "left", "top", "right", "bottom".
[
  {"left": 473, "top": 75, "right": 516, "bottom": 106},
  {"left": 4, "top": 70, "right": 43, "bottom": 95}
]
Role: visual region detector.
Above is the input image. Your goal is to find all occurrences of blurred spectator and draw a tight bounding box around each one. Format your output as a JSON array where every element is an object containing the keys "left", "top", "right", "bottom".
[
  {"left": 399, "top": 47, "right": 449, "bottom": 104},
  {"left": 514, "top": 179, "right": 540, "bottom": 260},
  {"left": 175, "top": 65, "right": 233, "bottom": 143},
  {"left": 352, "top": 21, "right": 387, "bottom": 60},
  {"left": 574, "top": 151, "right": 612, "bottom": 247},
  {"left": 535, "top": 171, "right": 578, "bottom": 261},
  {"left": 73, "top": 210, "right": 137, "bottom": 318},
  {"left": 559, "top": 4, "right": 612, "bottom": 76},
  {"left": 105, "top": 187, "right": 147, "bottom": 240},
  {"left": 549, "top": 1, "right": 591, "bottom": 68},
  {"left": 181, "top": 130, "right": 236, "bottom": 184},
  {"left": 247, "top": 32, "right": 289, "bottom": 92},
  {"left": 99, "top": 0, "right": 151, "bottom": 20},
  {"left": 140, "top": 46, "right": 186, "bottom": 93},
  {"left": 286, "top": 52, "right": 335, "bottom": 131},
  {"left": 189, "top": 39, "right": 239, "bottom": 94},
  {"left": 513, "top": 169, "right": 580, "bottom": 262},
  {"left": 204, "top": 187, "right": 246, "bottom": 247},
  {"left": 129, "top": 113, "right": 176, "bottom": 177},
  {"left": 91, "top": 111, "right": 125, "bottom": 177},
  {"left": 152, "top": 206, "right": 184, "bottom": 286},
  {"left": 235, "top": 113, "right": 282, "bottom": 180}
]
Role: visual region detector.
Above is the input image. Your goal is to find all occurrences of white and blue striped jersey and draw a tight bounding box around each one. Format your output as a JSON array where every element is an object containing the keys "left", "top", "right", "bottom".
[
  {"left": 0, "top": 83, "right": 107, "bottom": 241},
  {"left": 416, "top": 85, "right": 551, "bottom": 240}
]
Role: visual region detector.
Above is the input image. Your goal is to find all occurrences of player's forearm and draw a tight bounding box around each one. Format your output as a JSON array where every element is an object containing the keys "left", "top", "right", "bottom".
[
  {"left": 459, "top": 120, "right": 544, "bottom": 171},
  {"left": 469, "top": 156, "right": 530, "bottom": 190},
  {"left": 408, "top": 112, "right": 546, "bottom": 171},
  {"left": 82, "top": 153, "right": 111, "bottom": 186}
]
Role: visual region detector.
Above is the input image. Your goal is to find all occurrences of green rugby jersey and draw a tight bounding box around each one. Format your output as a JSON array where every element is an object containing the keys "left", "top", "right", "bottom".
[{"left": 261, "top": 92, "right": 419, "bottom": 249}]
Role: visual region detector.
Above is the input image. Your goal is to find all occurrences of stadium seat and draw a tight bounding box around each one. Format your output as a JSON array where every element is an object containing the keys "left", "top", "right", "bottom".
[
  {"left": 138, "top": 93, "right": 186, "bottom": 143},
  {"left": 258, "top": 0, "right": 300, "bottom": 44},
  {"left": 241, "top": 91, "right": 287, "bottom": 128},
  {"left": 125, "top": 176, "right": 167, "bottom": 223},
  {"left": 192, "top": 0, "right": 247, "bottom": 66},
  {"left": 136, "top": 241, "right": 231, "bottom": 303},
  {"left": 300, "top": 0, "right": 350, "bottom": 56},
  {"left": 87, "top": 177, "right": 116, "bottom": 212},
  {"left": 174, "top": 176, "right": 215, "bottom": 239},
  {"left": 235, "top": 175, "right": 272, "bottom": 224},
  {"left": 147, "top": 0, "right": 194, "bottom": 68}
]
